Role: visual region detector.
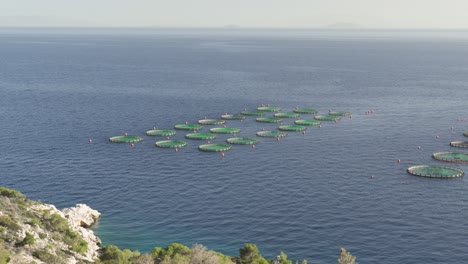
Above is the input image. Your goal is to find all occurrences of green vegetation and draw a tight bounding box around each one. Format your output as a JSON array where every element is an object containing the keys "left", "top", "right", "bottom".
[
  {"left": 21, "top": 232, "right": 35, "bottom": 246},
  {"left": 41, "top": 211, "right": 88, "bottom": 253},
  {"left": 99, "top": 245, "right": 141, "bottom": 264},
  {"left": 0, "top": 240, "right": 10, "bottom": 264},
  {"left": 0, "top": 185, "right": 359, "bottom": 264}
]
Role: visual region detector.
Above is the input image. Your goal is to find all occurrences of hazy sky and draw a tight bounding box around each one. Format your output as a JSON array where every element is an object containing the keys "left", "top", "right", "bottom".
[{"left": 1, "top": 0, "right": 468, "bottom": 28}]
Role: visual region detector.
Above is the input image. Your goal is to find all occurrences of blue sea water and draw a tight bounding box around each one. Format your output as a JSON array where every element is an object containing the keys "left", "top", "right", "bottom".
[{"left": 0, "top": 28, "right": 468, "bottom": 263}]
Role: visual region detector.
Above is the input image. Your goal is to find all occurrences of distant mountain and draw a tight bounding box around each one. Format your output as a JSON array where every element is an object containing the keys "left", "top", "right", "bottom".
[{"left": 326, "top": 22, "right": 362, "bottom": 29}]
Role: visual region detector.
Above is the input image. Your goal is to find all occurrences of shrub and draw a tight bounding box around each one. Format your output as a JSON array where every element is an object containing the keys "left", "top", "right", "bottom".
[
  {"left": 0, "top": 215, "right": 21, "bottom": 231},
  {"left": 100, "top": 245, "right": 140, "bottom": 264},
  {"left": 0, "top": 187, "right": 26, "bottom": 200},
  {"left": 22, "top": 232, "right": 35, "bottom": 246},
  {"left": 0, "top": 240, "right": 10, "bottom": 264},
  {"left": 33, "top": 250, "right": 63, "bottom": 263}
]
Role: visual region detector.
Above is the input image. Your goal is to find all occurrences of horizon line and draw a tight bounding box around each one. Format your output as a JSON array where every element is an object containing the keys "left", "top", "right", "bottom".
[{"left": 2, "top": 26, "right": 468, "bottom": 31}]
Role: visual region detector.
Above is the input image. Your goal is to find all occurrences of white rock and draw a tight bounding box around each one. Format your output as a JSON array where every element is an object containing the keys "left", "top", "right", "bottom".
[{"left": 62, "top": 204, "right": 100, "bottom": 228}]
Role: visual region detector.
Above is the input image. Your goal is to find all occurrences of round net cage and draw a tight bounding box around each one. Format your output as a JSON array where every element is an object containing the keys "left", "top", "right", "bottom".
[
  {"left": 210, "top": 127, "right": 241, "bottom": 134},
  {"left": 109, "top": 135, "right": 144, "bottom": 143},
  {"left": 407, "top": 165, "right": 464, "bottom": 178},
  {"left": 199, "top": 143, "right": 232, "bottom": 152},
  {"left": 155, "top": 140, "right": 187, "bottom": 148},
  {"left": 198, "top": 119, "right": 226, "bottom": 125},
  {"left": 278, "top": 125, "right": 307, "bottom": 131},
  {"left": 256, "top": 117, "right": 283, "bottom": 123},
  {"left": 274, "top": 112, "right": 300, "bottom": 118},
  {"left": 293, "top": 108, "right": 318, "bottom": 114},
  {"left": 174, "top": 124, "right": 203, "bottom": 131},
  {"left": 227, "top": 137, "right": 259, "bottom": 145},
  {"left": 185, "top": 133, "right": 217, "bottom": 140},
  {"left": 450, "top": 141, "right": 468, "bottom": 148},
  {"left": 432, "top": 152, "right": 468, "bottom": 164},
  {"left": 294, "top": 119, "right": 321, "bottom": 126},
  {"left": 314, "top": 115, "right": 340, "bottom": 121},
  {"left": 329, "top": 111, "right": 351, "bottom": 116},
  {"left": 464, "top": 131, "right": 468, "bottom": 137},
  {"left": 257, "top": 106, "right": 282, "bottom": 112},
  {"left": 241, "top": 110, "right": 265, "bottom": 116},
  {"left": 221, "top": 114, "right": 245, "bottom": 120},
  {"left": 146, "top": 129, "right": 176, "bottom": 137},
  {"left": 256, "top": 131, "right": 288, "bottom": 138}
]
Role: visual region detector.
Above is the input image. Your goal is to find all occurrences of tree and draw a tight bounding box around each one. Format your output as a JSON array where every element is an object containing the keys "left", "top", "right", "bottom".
[
  {"left": 276, "top": 251, "right": 292, "bottom": 264},
  {"left": 338, "top": 248, "right": 356, "bottom": 264},
  {"left": 189, "top": 244, "right": 219, "bottom": 264},
  {"left": 237, "top": 244, "right": 269, "bottom": 264}
]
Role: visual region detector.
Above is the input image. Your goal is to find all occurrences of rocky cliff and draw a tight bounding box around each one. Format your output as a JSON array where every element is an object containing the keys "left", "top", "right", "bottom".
[{"left": 0, "top": 187, "right": 101, "bottom": 263}]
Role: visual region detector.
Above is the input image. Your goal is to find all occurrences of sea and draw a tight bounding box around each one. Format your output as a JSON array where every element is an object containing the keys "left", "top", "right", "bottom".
[{"left": 0, "top": 28, "right": 467, "bottom": 263}]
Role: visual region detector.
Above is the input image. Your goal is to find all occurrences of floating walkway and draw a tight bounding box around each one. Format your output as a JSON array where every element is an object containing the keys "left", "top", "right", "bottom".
[
  {"left": 199, "top": 143, "right": 232, "bottom": 152},
  {"left": 210, "top": 127, "right": 241, "bottom": 134},
  {"left": 450, "top": 141, "right": 468, "bottom": 148},
  {"left": 274, "top": 112, "right": 300, "bottom": 118},
  {"left": 227, "top": 137, "right": 259, "bottom": 145},
  {"left": 407, "top": 165, "right": 464, "bottom": 178},
  {"left": 314, "top": 115, "right": 340, "bottom": 121},
  {"left": 198, "top": 118, "right": 225, "bottom": 125},
  {"left": 278, "top": 125, "right": 306, "bottom": 131},
  {"left": 174, "top": 124, "right": 203, "bottom": 131},
  {"left": 256, "top": 131, "right": 288, "bottom": 138},
  {"left": 256, "top": 117, "right": 283, "bottom": 123},
  {"left": 293, "top": 108, "right": 317, "bottom": 114},
  {"left": 432, "top": 152, "right": 468, "bottom": 164},
  {"left": 294, "top": 119, "right": 321, "bottom": 126},
  {"left": 221, "top": 114, "right": 245, "bottom": 120},
  {"left": 109, "top": 135, "right": 143, "bottom": 143},
  {"left": 155, "top": 140, "right": 187, "bottom": 148},
  {"left": 185, "top": 133, "right": 217, "bottom": 140},
  {"left": 146, "top": 129, "right": 176, "bottom": 137}
]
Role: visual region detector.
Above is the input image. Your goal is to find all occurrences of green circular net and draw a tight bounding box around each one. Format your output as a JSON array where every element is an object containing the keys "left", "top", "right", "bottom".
[
  {"left": 221, "top": 114, "right": 245, "bottom": 120},
  {"left": 146, "top": 129, "right": 176, "bottom": 136},
  {"left": 407, "top": 165, "right": 464, "bottom": 178},
  {"left": 256, "top": 131, "right": 288, "bottom": 138},
  {"left": 198, "top": 119, "right": 226, "bottom": 125},
  {"left": 241, "top": 110, "right": 265, "bottom": 116},
  {"left": 278, "top": 125, "right": 306, "bottom": 131},
  {"left": 174, "top": 124, "right": 203, "bottom": 131},
  {"left": 257, "top": 106, "right": 282, "bottom": 112},
  {"left": 450, "top": 141, "right": 468, "bottom": 148},
  {"left": 199, "top": 143, "right": 232, "bottom": 152},
  {"left": 185, "top": 133, "right": 217, "bottom": 140},
  {"left": 293, "top": 108, "right": 318, "bottom": 114},
  {"left": 155, "top": 140, "right": 187, "bottom": 148},
  {"left": 433, "top": 152, "right": 468, "bottom": 163},
  {"left": 109, "top": 135, "right": 144, "bottom": 143},
  {"left": 256, "top": 117, "right": 283, "bottom": 123},
  {"left": 294, "top": 119, "right": 321, "bottom": 126},
  {"left": 329, "top": 111, "right": 351, "bottom": 116},
  {"left": 227, "top": 137, "right": 259, "bottom": 145},
  {"left": 315, "top": 115, "right": 340, "bottom": 121},
  {"left": 210, "top": 127, "right": 241, "bottom": 134},
  {"left": 274, "top": 112, "right": 300, "bottom": 118},
  {"left": 464, "top": 131, "right": 468, "bottom": 137}
]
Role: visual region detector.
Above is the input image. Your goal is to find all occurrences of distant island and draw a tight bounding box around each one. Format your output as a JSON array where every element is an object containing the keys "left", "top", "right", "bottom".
[{"left": 326, "top": 22, "right": 362, "bottom": 29}]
